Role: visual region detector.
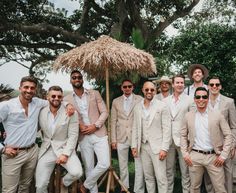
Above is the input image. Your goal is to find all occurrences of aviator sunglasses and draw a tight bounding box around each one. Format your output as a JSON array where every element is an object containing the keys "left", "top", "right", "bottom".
[
  {"left": 51, "top": 95, "right": 63, "bottom": 99},
  {"left": 209, "top": 83, "right": 220, "bottom": 87},
  {"left": 195, "top": 95, "right": 208, "bottom": 99},
  {"left": 144, "top": 88, "right": 155, "bottom": 92},
  {"left": 122, "top": 85, "right": 133, "bottom": 89}
]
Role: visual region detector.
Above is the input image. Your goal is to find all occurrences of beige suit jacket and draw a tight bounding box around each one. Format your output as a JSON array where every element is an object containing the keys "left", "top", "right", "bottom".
[
  {"left": 163, "top": 93, "right": 194, "bottom": 147},
  {"left": 38, "top": 105, "right": 79, "bottom": 159},
  {"left": 180, "top": 109, "right": 232, "bottom": 159},
  {"left": 131, "top": 98, "right": 171, "bottom": 155},
  {"left": 111, "top": 94, "right": 142, "bottom": 144},
  {"left": 64, "top": 89, "right": 108, "bottom": 140}
]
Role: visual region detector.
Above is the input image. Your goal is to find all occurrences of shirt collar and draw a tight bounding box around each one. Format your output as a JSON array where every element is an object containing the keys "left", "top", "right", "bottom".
[
  {"left": 123, "top": 93, "right": 133, "bottom": 100},
  {"left": 72, "top": 88, "right": 89, "bottom": 97}
]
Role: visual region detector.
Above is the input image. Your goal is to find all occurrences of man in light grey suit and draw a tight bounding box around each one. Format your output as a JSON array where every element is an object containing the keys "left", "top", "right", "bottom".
[
  {"left": 131, "top": 81, "right": 171, "bottom": 193},
  {"left": 204, "top": 76, "right": 236, "bottom": 193},
  {"left": 64, "top": 70, "right": 109, "bottom": 193},
  {"left": 163, "top": 74, "right": 193, "bottom": 193},
  {"left": 111, "top": 79, "right": 144, "bottom": 193},
  {"left": 181, "top": 87, "right": 232, "bottom": 193},
  {"left": 35, "top": 86, "right": 83, "bottom": 193}
]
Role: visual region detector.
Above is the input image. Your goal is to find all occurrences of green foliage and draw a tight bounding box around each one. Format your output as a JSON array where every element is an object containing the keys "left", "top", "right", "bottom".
[{"left": 168, "top": 23, "right": 236, "bottom": 99}]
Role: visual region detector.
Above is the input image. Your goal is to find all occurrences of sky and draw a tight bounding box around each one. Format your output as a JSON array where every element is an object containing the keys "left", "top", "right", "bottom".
[{"left": 0, "top": 0, "right": 203, "bottom": 91}]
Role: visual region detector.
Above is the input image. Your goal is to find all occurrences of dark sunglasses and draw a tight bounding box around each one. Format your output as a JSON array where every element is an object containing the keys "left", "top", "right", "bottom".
[
  {"left": 122, "top": 85, "right": 133, "bottom": 89},
  {"left": 51, "top": 95, "right": 63, "bottom": 99},
  {"left": 195, "top": 95, "right": 208, "bottom": 99},
  {"left": 71, "top": 76, "right": 83, "bottom": 80},
  {"left": 209, "top": 83, "right": 220, "bottom": 87},
  {"left": 144, "top": 88, "right": 155, "bottom": 92}
]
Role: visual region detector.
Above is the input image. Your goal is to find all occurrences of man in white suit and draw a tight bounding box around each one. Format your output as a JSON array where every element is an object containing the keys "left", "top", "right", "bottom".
[
  {"left": 131, "top": 81, "right": 171, "bottom": 193},
  {"left": 111, "top": 79, "right": 144, "bottom": 193},
  {"left": 163, "top": 74, "right": 194, "bottom": 193},
  {"left": 35, "top": 86, "right": 83, "bottom": 193},
  {"left": 204, "top": 76, "right": 236, "bottom": 193}
]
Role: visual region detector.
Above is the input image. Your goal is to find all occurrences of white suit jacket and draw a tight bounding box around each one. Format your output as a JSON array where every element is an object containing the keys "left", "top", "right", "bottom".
[
  {"left": 38, "top": 105, "right": 79, "bottom": 159},
  {"left": 163, "top": 93, "right": 194, "bottom": 147},
  {"left": 131, "top": 98, "right": 171, "bottom": 155},
  {"left": 111, "top": 94, "right": 142, "bottom": 144}
]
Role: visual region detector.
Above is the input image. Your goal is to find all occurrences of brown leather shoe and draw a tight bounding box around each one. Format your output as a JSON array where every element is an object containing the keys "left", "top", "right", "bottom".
[{"left": 79, "top": 183, "right": 89, "bottom": 193}]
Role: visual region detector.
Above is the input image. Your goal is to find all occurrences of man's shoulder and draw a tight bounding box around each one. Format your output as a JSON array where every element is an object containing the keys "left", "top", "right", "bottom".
[{"left": 220, "top": 94, "right": 234, "bottom": 103}]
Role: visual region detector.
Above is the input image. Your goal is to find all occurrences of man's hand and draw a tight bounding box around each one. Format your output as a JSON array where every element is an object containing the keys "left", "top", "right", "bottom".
[
  {"left": 3, "top": 146, "right": 18, "bottom": 158},
  {"left": 80, "top": 124, "right": 97, "bottom": 135},
  {"left": 111, "top": 143, "right": 117, "bottom": 150},
  {"left": 131, "top": 148, "right": 138, "bottom": 158},
  {"left": 66, "top": 103, "right": 75, "bottom": 117},
  {"left": 184, "top": 155, "right": 193, "bottom": 166},
  {"left": 159, "top": 150, "right": 167, "bottom": 161},
  {"left": 56, "top": 154, "right": 68, "bottom": 164},
  {"left": 214, "top": 156, "right": 225, "bottom": 167}
]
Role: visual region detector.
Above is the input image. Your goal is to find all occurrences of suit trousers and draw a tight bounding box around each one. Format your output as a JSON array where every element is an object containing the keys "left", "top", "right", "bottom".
[
  {"left": 80, "top": 134, "right": 110, "bottom": 193},
  {"left": 204, "top": 158, "right": 233, "bottom": 193},
  {"left": 1, "top": 145, "right": 38, "bottom": 193},
  {"left": 166, "top": 142, "right": 190, "bottom": 193},
  {"left": 189, "top": 151, "right": 226, "bottom": 193},
  {"left": 140, "top": 142, "right": 168, "bottom": 193},
  {"left": 117, "top": 140, "right": 145, "bottom": 193},
  {"left": 35, "top": 148, "right": 83, "bottom": 193}
]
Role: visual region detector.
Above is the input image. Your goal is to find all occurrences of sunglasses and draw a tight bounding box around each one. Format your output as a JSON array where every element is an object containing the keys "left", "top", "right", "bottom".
[
  {"left": 122, "top": 85, "right": 133, "bottom": 89},
  {"left": 71, "top": 76, "right": 83, "bottom": 80},
  {"left": 144, "top": 88, "right": 155, "bottom": 92},
  {"left": 51, "top": 95, "right": 63, "bottom": 99},
  {"left": 195, "top": 95, "right": 208, "bottom": 99},
  {"left": 209, "top": 83, "right": 220, "bottom": 87}
]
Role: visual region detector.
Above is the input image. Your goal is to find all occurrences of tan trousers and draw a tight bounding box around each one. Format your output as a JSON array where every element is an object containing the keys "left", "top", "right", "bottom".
[
  {"left": 189, "top": 151, "right": 226, "bottom": 193},
  {"left": 1, "top": 145, "right": 38, "bottom": 193},
  {"left": 140, "top": 143, "right": 168, "bottom": 193},
  {"left": 166, "top": 142, "right": 190, "bottom": 193}
]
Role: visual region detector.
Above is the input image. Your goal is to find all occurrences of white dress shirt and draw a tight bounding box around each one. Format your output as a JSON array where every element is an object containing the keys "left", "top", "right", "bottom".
[
  {"left": 208, "top": 95, "right": 220, "bottom": 111},
  {"left": 193, "top": 109, "right": 214, "bottom": 151},
  {"left": 73, "top": 89, "right": 90, "bottom": 125},
  {"left": 0, "top": 97, "right": 47, "bottom": 150},
  {"left": 170, "top": 93, "right": 184, "bottom": 118},
  {"left": 123, "top": 94, "right": 133, "bottom": 115}
]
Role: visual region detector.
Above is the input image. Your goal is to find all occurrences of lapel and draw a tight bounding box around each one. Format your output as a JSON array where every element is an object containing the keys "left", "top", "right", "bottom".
[
  {"left": 147, "top": 99, "right": 158, "bottom": 127},
  {"left": 86, "top": 89, "right": 91, "bottom": 114},
  {"left": 127, "top": 94, "right": 139, "bottom": 117},
  {"left": 189, "top": 111, "right": 196, "bottom": 140},
  {"left": 172, "top": 94, "right": 186, "bottom": 119},
  {"left": 43, "top": 107, "right": 53, "bottom": 137},
  {"left": 218, "top": 94, "right": 226, "bottom": 110}
]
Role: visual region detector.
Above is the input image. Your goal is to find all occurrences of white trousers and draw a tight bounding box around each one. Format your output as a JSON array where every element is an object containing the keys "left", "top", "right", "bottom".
[
  {"left": 35, "top": 148, "right": 83, "bottom": 193},
  {"left": 80, "top": 134, "right": 110, "bottom": 193},
  {"left": 166, "top": 142, "right": 190, "bottom": 193},
  {"left": 117, "top": 140, "right": 145, "bottom": 193}
]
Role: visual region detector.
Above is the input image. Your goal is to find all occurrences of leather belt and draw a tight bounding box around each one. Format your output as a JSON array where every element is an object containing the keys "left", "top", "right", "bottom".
[
  {"left": 192, "top": 149, "right": 215, "bottom": 154},
  {"left": 13, "top": 143, "right": 35, "bottom": 151}
]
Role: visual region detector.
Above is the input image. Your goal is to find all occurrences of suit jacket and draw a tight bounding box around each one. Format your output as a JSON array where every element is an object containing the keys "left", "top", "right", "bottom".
[
  {"left": 111, "top": 94, "right": 142, "bottom": 144},
  {"left": 131, "top": 98, "right": 171, "bottom": 155},
  {"left": 163, "top": 93, "right": 194, "bottom": 147},
  {"left": 38, "top": 105, "right": 79, "bottom": 159},
  {"left": 180, "top": 109, "right": 232, "bottom": 159},
  {"left": 64, "top": 89, "right": 108, "bottom": 140}
]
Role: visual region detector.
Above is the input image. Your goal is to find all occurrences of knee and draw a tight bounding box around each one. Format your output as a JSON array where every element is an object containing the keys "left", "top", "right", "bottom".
[
  {"left": 97, "top": 161, "right": 110, "bottom": 172},
  {"left": 70, "top": 168, "right": 83, "bottom": 179}
]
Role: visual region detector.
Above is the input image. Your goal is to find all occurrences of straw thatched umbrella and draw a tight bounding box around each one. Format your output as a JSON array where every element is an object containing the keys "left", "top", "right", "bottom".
[{"left": 53, "top": 35, "right": 156, "bottom": 193}]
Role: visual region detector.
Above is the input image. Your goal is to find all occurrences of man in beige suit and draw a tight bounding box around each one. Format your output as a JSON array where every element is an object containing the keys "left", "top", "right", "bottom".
[
  {"left": 181, "top": 87, "right": 232, "bottom": 193},
  {"left": 35, "top": 86, "right": 83, "bottom": 193},
  {"left": 64, "top": 70, "right": 109, "bottom": 193},
  {"left": 111, "top": 79, "right": 144, "bottom": 193},
  {"left": 204, "top": 76, "right": 236, "bottom": 193},
  {"left": 163, "top": 74, "right": 193, "bottom": 193},
  {"left": 131, "top": 81, "right": 171, "bottom": 193}
]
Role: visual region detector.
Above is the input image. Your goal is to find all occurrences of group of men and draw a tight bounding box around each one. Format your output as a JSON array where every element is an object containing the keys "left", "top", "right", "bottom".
[{"left": 0, "top": 63, "right": 235, "bottom": 193}]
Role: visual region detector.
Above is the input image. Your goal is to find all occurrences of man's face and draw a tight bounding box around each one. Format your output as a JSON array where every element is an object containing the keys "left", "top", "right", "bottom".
[
  {"left": 172, "top": 77, "right": 185, "bottom": 94},
  {"left": 121, "top": 81, "right": 134, "bottom": 97},
  {"left": 70, "top": 72, "right": 84, "bottom": 89},
  {"left": 192, "top": 68, "right": 204, "bottom": 83},
  {"left": 142, "top": 82, "right": 156, "bottom": 101},
  {"left": 194, "top": 90, "right": 209, "bottom": 110},
  {"left": 160, "top": 81, "right": 170, "bottom": 92},
  {"left": 19, "top": 81, "right": 36, "bottom": 102},
  {"left": 47, "top": 90, "right": 63, "bottom": 108},
  {"left": 208, "top": 78, "right": 221, "bottom": 95}
]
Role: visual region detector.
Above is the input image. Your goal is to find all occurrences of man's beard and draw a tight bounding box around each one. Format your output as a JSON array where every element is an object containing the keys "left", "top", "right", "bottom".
[{"left": 72, "top": 82, "right": 83, "bottom": 89}]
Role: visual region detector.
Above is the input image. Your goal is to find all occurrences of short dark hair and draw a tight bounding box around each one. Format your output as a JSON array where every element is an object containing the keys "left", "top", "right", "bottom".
[
  {"left": 48, "top": 86, "right": 63, "bottom": 93},
  {"left": 20, "top": 76, "right": 38, "bottom": 86},
  {"left": 208, "top": 76, "right": 221, "bottom": 84},
  {"left": 121, "top": 79, "right": 134, "bottom": 85},
  {"left": 70, "top": 70, "right": 82, "bottom": 77},
  {"left": 194, "top": 87, "right": 209, "bottom": 97},
  {"left": 172, "top": 74, "right": 185, "bottom": 84}
]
